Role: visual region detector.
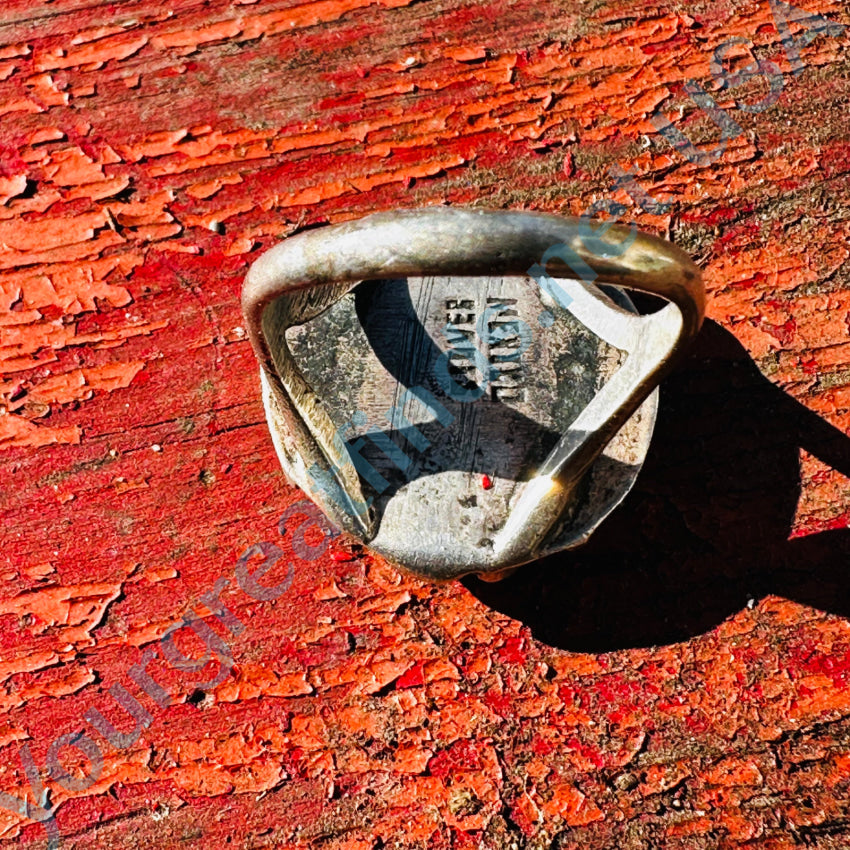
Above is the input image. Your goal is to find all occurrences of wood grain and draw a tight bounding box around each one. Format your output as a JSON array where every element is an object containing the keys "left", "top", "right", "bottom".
[{"left": 1, "top": 0, "right": 849, "bottom": 847}]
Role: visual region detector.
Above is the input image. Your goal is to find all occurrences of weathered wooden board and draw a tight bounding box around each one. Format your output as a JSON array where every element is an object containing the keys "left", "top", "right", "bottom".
[{"left": 1, "top": 0, "right": 850, "bottom": 847}]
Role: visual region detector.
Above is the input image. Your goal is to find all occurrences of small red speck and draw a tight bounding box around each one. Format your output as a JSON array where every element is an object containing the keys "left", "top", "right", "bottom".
[
  {"left": 330, "top": 550, "right": 354, "bottom": 562},
  {"left": 482, "top": 475, "right": 493, "bottom": 490}
]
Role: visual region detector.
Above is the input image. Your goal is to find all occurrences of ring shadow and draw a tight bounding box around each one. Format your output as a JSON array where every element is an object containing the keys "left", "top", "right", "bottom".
[{"left": 464, "top": 319, "right": 850, "bottom": 651}]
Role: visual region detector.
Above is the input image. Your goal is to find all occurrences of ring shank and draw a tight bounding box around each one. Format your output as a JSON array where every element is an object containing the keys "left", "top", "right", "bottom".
[
  {"left": 243, "top": 208, "right": 704, "bottom": 376},
  {"left": 241, "top": 208, "right": 705, "bottom": 569}
]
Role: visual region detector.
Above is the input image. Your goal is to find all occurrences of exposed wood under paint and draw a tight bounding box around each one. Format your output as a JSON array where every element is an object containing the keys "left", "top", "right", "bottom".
[{"left": 1, "top": 0, "right": 850, "bottom": 846}]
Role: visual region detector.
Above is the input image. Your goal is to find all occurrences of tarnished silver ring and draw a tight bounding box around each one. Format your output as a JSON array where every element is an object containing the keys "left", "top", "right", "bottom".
[{"left": 242, "top": 208, "right": 704, "bottom": 581}]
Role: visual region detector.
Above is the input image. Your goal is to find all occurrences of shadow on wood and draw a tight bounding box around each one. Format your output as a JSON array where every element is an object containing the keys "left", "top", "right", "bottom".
[{"left": 466, "top": 320, "right": 850, "bottom": 651}]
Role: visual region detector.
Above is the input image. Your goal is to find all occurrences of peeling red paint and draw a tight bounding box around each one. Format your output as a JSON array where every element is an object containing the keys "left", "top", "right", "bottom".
[{"left": 0, "top": 0, "right": 849, "bottom": 846}]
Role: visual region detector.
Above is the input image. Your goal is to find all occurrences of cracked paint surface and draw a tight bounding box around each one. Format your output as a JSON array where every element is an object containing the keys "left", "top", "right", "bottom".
[{"left": 1, "top": 0, "right": 850, "bottom": 847}]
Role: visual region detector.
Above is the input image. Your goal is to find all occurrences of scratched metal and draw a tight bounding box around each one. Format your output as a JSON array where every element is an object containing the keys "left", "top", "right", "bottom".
[{"left": 286, "top": 274, "right": 657, "bottom": 579}]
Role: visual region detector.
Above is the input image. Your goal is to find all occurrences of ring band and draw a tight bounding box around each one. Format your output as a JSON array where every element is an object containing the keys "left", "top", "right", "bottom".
[{"left": 242, "top": 208, "right": 705, "bottom": 577}]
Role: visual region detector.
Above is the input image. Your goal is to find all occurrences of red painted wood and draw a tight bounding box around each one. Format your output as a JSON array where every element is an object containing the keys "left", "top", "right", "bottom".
[{"left": 1, "top": 0, "right": 850, "bottom": 847}]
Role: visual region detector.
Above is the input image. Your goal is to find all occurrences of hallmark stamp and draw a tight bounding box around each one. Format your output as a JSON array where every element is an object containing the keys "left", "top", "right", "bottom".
[{"left": 443, "top": 296, "right": 529, "bottom": 402}]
